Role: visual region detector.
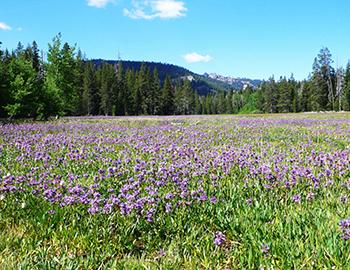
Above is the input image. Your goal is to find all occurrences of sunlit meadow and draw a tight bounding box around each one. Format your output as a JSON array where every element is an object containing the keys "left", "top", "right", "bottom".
[{"left": 1, "top": 113, "right": 350, "bottom": 269}]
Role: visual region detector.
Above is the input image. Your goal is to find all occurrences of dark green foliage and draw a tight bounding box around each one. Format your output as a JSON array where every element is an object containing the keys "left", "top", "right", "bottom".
[
  {"left": 161, "top": 76, "right": 174, "bottom": 115},
  {"left": 344, "top": 62, "right": 350, "bottom": 111},
  {"left": 0, "top": 42, "right": 10, "bottom": 117},
  {"left": 1, "top": 38, "right": 350, "bottom": 118},
  {"left": 82, "top": 62, "right": 99, "bottom": 115},
  {"left": 96, "top": 63, "right": 116, "bottom": 115},
  {"left": 174, "top": 79, "right": 194, "bottom": 115},
  {"left": 311, "top": 48, "right": 336, "bottom": 111}
]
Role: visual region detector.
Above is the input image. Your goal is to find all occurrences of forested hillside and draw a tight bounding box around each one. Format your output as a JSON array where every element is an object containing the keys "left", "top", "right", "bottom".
[{"left": 1, "top": 35, "right": 350, "bottom": 119}]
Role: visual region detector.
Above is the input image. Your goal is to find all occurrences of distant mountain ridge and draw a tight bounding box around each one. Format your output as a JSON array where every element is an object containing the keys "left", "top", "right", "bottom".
[
  {"left": 91, "top": 59, "right": 262, "bottom": 95},
  {"left": 204, "top": 73, "right": 262, "bottom": 90}
]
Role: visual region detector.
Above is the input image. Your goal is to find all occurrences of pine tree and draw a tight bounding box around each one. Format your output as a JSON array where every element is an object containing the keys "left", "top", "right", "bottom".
[
  {"left": 97, "top": 63, "right": 115, "bottom": 115},
  {"left": 31, "top": 42, "right": 48, "bottom": 119},
  {"left": 225, "top": 91, "right": 233, "bottom": 114},
  {"left": 335, "top": 67, "right": 345, "bottom": 111},
  {"left": 174, "top": 79, "right": 193, "bottom": 115},
  {"left": 0, "top": 42, "right": 10, "bottom": 117},
  {"left": 311, "top": 47, "right": 336, "bottom": 111},
  {"left": 115, "top": 62, "right": 130, "bottom": 116},
  {"left": 133, "top": 69, "right": 143, "bottom": 115},
  {"left": 125, "top": 69, "right": 136, "bottom": 115},
  {"left": 174, "top": 81, "right": 183, "bottom": 115},
  {"left": 137, "top": 63, "right": 149, "bottom": 115},
  {"left": 343, "top": 62, "right": 350, "bottom": 111},
  {"left": 256, "top": 87, "right": 264, "bottom": 113},
  {"left": 277, "top": 77, "right": 288, "bottom": 112},
  {"left": 263, "top": 77, "right": 278, "bottom": 113},
  {"left": 74, "top": 49, "right": 86, "bottom": 116},
  {"left": 161, "top": 75, "right": 174, "bottom": 115},
  {"left": 194, "top": 93, "right": 202, "bottom": 114},
  {"left": 31, "top": 41, "right": 40, "bottom": 72},
  {"left": 82, "top": 62, "right": 98, "bottom": 115},
  {"left": 151, "top": 68, "right": 161, "bottom": 115},
  {"left": 217, "top": 91, "right": 226, "bottom": 114},
  {"left": 290, "top": 76, "right": 299, "bottom": 113},
  {"left": 205, "top": 95, "right": 212, "bottom": 114}
]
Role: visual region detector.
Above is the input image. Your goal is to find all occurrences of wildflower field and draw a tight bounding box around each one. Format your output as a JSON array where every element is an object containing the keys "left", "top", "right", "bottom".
[{"left": 0, "top": 113, "right": 350, "bottom": 269}]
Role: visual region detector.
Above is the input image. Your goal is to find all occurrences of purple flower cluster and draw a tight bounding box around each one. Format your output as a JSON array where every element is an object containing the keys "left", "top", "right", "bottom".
[
  {"left": 214, "top": 231, "right": 226, "bottom": 247},
  {"left": 339, "top": 219, "right": 350, "bottom": 240},
  {"left": 0, "top": 115, "right": 349, "bottom": 224}
]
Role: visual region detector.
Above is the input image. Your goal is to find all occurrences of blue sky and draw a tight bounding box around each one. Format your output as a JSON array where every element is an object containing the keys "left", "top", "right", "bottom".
[{"left": 1, "top": 0, "right": 350, "bottom": 80}]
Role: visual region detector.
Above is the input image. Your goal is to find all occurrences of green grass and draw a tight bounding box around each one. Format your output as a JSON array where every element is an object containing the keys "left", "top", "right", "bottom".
[{"left": 1, "top": 113, "right": 350, "bottom": 269}]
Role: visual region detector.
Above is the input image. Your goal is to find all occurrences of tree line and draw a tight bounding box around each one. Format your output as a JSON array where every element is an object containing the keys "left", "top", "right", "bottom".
[{"left": 1, "top": 35, "right": 350, "bottom": 119}]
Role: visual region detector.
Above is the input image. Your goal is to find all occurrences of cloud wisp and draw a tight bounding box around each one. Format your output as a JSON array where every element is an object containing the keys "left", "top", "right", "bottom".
[
  {"left": 0, "top": 22, "right": 12, "bottom": 31},
  {"left": 87, "top": 0, "right": 115, "bottom": 8},
  {"left": 183, "top": 52, "right": 213, "bottom": 63},
  {"left": 124, "top": 0, "right": 187, "bottom": 20}
]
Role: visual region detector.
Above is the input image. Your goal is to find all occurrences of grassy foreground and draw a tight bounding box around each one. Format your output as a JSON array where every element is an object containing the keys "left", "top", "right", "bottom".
[{"left": 1, "top": 113, "right": 350, "bottom": 269}]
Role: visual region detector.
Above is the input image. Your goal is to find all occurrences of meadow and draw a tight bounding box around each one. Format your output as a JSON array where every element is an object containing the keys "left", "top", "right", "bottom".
[{"left": 0, "top": 113, "right": 350, "bottom": 269}]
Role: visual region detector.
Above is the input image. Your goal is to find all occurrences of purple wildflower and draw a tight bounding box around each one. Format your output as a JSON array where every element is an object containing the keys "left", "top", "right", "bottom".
[
  {"left": 340, "top": 195, "right": 348, "bottom": 204},
  {"left": 158, "top": 249, "right": 166, "bottom": 257},
  {"left": 210, "top": 196, "right": 218, "bottom": 204},
  {"left": 214, "top": 231, "right": 226, "bottom": 247},
  {"left": 88, "top": 205, "right": 99, "bottom": 215},
  {"left": 292, "top": 194, "right": 301, "bottom": 203},
  {"left": 165, "top": 203, "right": 172, "bottom": 213},
  {"left": 339, "top": 219, "right": 350, "bottom": 240}
]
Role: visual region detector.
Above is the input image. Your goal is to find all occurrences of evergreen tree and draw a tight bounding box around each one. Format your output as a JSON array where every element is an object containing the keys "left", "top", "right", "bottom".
[
  {"left": 335, "top": 67, "right": 345, "bottom": 111},
  {"left": 232, "top": 92, "right": 242, "bottom": 114},
  {"left": 174, "top": 79, "right": 193, "bottom": 115},
  {"left": 225, "top": 91, "right": 233, "bottom": 114},
  {"left": 290, "top": 77, "right": 299, "bottom": 113},
  {"left": 82, "top": 62, "right": 98, "bottom": 115},
  {"left": 0, "top": 42, "right": 10, "bottom": 117},
  {"left": 31, "top": 41, "right": 40, "bottom": 72},
  {"left": 311, "top": 47, "right": 335, "bottom": 111},
  {"left": 133, "top": 69, "right": 143, "bottom": 115},
  {"left": 136, "top": 63, "right": 149, "bottom": 115},
  {"left": 277, "top": 76, "right": 291, "bottom": 113},
  {"left": 300, "top": 80, "right": 311, "bottom": 112},
  {"left": 217, "top": 91, "right": 227, "bottom": 114},
  {"left": 174, "top": 81, "right": 183, "bottom": 115},
  {"left": 255, "top": 87, "right": 264, "bottom": 113},
  {"left": 125, "top": 69, "right": 136, "bottom": 115},
  {"left": 74, "top": 49, "right": 86, "bottom": 116},
  {"left": 194, "top": 93, "right": 202, "bottom": 114},
  {"left": 151, "top": 68, "right": 161, "bottom": 115},
  {"left": 161, "top": 75, "right": 174, "bottom": 115},
  {"left": 115, "top": 62, "right": 130, "bottom": 116},
  {"left": 343, "top": 62, "right": 350, "bottom": 111},
  {"left": 205, "top": 95, "right": 212, "bottom": 114},
  {"left": 263, "top": 77, "right": 278, "bottom": 113},
  {"left": 97, "top": 63, "right": 115, "bottom": 115}
]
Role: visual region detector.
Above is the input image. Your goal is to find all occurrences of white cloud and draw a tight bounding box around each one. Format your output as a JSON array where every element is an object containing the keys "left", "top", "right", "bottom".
[
  {"left": 16, "top": 27, "right": 23, "bottom": 32},
  {"left": 183, "top": 52, "right": 212, "bottom": 63},
  {"left": 0, "top": 22, "right": 12, "bottom": 31},
  {"left": 124, "top": 0, "right": 187, "bottom": 20},
  {"left": 87, "top": 0, "right": 115, "bottom": 8}
]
